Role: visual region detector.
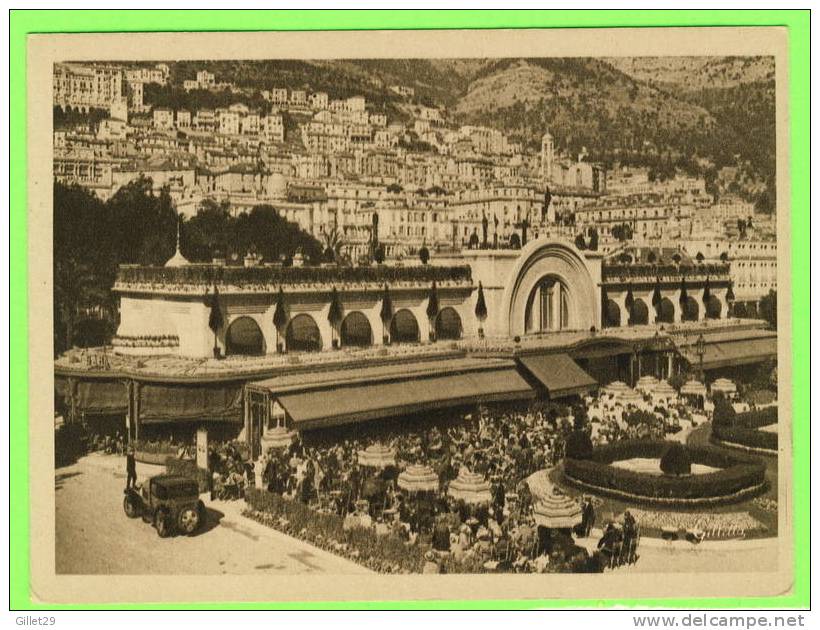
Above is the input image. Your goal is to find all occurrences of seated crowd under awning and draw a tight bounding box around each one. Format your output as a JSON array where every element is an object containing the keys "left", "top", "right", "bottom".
[{"left": 249, "top": 354, "right": 598, "bottom": 431}]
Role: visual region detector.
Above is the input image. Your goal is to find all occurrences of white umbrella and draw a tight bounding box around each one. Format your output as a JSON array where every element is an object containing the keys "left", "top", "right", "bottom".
[
  {"left": 711, "top": 378, "right": 737, "bottom": 396},
  {"left": 357, "top": 443, "right": 396, "bottom": 468},
  {"left": 636, "top": 375, "right": 659, "bottom": 393},
  {"left": 447, "top": 469, "right": 491, "bottom": 504},
  {"left": 604, "top": 381, "right": 630, "bottom": 397},
  {"left": 397, "top": 464, "right": 439, "bottom": 493},
  {"left": 680, "top": 379, "right": 707, "bottom": 397},
  {"left": 532, "top": 489, "right": 583, "bottom": 529},
  {"left": 619, "top": 388, "right": 644, "bottom": 407},
  {"left": 261, "top": 426, "right": 296, "bottom": 449},
  {"left": 652, "top": 380, "right": 678, "bottom": 401}
]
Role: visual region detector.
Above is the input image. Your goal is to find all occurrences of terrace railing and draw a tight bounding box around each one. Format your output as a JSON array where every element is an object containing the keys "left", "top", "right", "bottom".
[
  {"left": 116, "top": 263, "right": 473, "bottom": 288},
  {"left": 602, "top": 263, "right": 731, "bottom": 283}
]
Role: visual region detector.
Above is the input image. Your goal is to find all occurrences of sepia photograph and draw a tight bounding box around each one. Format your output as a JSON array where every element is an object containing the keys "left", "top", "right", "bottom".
[{"left": 25, "top": 25, "right": 793, "bottom": 604}]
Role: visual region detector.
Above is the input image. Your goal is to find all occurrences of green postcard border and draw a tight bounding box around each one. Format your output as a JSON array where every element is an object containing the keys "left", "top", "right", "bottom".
[{"left": 9, "top": 9, "right": 810, "bottom": 611}]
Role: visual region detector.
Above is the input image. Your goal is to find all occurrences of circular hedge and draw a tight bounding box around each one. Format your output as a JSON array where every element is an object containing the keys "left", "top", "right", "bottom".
[
  {"left": 563, "top": 440, "right": 766, "bottom": 506},
  {"left": 711, "top": 407, "right": 778, "bottom": 454}
]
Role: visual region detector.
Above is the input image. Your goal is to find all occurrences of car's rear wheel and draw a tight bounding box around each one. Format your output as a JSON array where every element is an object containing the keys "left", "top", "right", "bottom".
[
  {"left": 123, "top": 494, "right": 140, "bottom": 518},
  {"left": 177, "top": 507, "right": 200, "bottom": 535},
  {"left": 154, "top": 510, "right": 171, "bottom": 538}
]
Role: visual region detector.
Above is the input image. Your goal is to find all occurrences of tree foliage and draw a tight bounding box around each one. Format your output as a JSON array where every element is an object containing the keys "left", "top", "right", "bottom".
[{"left": 53, "top": 179, "right": 321, "bottom": 353}]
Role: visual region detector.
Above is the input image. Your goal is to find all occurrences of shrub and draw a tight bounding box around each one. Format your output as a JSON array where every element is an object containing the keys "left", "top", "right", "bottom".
[
  {"left": 660, "top": 443, "right": 692, "bottom": 475},
  {"left": 712, "top": 393, "right": 736, "bottom": 426},
  {"left": 563, "top": 440, "right": 766, "bottom": 503},
  {"left": 565, "top": 430, "right": 594, "bottom": 460}
]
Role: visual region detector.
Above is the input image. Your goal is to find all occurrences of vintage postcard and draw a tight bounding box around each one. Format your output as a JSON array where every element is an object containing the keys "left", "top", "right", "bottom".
[{"left": 27, "top": 26, "right": 792, "bottom": 603}]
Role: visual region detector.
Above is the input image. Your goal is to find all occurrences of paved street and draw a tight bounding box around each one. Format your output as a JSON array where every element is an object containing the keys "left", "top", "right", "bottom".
[{"left": 55, "top": 454, "right": 369, "bottom": 575}]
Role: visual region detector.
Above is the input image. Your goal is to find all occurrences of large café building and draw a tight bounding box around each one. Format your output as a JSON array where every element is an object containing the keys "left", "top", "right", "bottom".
[{"left": 55, "top": 235, "right": 777, "bottom": 458}]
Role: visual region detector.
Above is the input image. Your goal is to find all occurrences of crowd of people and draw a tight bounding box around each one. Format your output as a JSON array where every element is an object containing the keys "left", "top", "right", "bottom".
[{"left": 250, "top": 401, "right": 637, "bottom": 573}]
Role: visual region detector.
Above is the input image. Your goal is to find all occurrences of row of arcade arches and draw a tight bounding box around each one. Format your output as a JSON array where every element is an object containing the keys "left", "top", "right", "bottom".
[
  {"left": 602, "top": 295, "right": 723, "bottom": 328},
  {"left": 224, "top": 308, "right": 464, "bottom": 355}
]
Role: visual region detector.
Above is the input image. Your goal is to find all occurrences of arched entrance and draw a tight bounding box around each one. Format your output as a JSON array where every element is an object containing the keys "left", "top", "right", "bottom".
[
  {"left": 655, "top": 298, "right": 675, "bottom": 324},
  {"left": 603, "top": 299, "right": 621, "bottom": 328},
  {"left": 681, "top": 296, "right": 700, "bottom": 322},
  {"left": 226, "top": 316, "right": 265, "bottom": 356},
  {"left": 524, "top": 276, "right": 570, "bottom": 333},
  {"left": 435, "top": 307, "right": 462, "bottom": 340},
  {"left": 390, "top": 309, "right": 420, "bottom": 343},
  {"left": 503, "top": 239, "right": 598, "bottom": 337},
  {"left": 340, "top": 311, "right": 372, "bottom": 347},
  {"left": 628, "top": 299, "right": 649, "bottom": 326},
  {"left": 705, "top": 295, "right": 722, "bottom": 319},
  {"left": 285, "top": 314, "right": 322, "bottom": 352}
]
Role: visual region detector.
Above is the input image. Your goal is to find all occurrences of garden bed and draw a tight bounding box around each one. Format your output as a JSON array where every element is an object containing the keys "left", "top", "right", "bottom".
[{"left": 563, "top": 440, "right": 766, "bottom": 506}]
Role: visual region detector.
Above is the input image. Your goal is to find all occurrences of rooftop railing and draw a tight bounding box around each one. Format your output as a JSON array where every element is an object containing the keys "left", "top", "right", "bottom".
[
  {"left": 602, "top": 262, "right": 730, "bottom": 282},
  {"left": 116, "top": 263, "right": 472, "bottom": 288}
]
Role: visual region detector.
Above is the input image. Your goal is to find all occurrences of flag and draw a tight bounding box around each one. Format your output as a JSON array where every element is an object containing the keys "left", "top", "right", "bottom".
[
  {"left": 206, "top": 285, "right": 223, "bottom": 334},
  {"left": 273, "top": 286, "right": 288, "bottom": 331},
  {"left": 328, "top": 286, "right": 343, "bottom": 325},
  {"left": 474, "top": 282, "right": 488, "bottom": 321},
  {"left": 426, "top": 281, "right": 439, "bottom": 321},
  {"left": 380, "top": 284, "right": 393, "bottom": 323}
]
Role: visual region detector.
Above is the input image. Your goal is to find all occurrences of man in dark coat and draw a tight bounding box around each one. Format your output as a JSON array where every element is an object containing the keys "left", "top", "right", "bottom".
[
  {"left": 582, "top": 498, "right": 596, "bottom": 537},
  {"left": 125, "top": 446, "right": 137, "bottom": 490}
]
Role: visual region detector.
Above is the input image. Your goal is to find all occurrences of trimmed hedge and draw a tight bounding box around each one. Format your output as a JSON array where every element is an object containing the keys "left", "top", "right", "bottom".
[
  {"left": 711, "top": 407, "right": 778, "bottom": 452},
  {"left": 564, "top": 440, "right": 766, "bottom": 503}
]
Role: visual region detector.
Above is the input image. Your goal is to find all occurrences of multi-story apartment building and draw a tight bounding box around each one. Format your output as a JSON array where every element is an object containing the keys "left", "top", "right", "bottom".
[
  {"left": 152, "top": 107, "right": 175, "bottom": 130},
  {"left": 679, "top": 237, "right": 777, "bottom": 311},
  {"left": 262, "top": 113, "right": 285, "bottom": 143},
  {"left": 53, "top": 63, "right": 123, "bottom": 112},
  {"left": 124, "top": 64, "right": 168, "bottom": 86}
]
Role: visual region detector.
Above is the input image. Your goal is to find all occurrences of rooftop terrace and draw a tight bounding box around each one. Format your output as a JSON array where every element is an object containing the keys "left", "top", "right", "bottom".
[{"left": 114, "top": 263, "right": 473, "bottom": 295}]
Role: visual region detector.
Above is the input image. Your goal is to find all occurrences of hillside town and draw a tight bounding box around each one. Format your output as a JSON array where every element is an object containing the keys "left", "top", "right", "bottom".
[{"left": 53, "top": 61, "right": 776, "bottom": 314}]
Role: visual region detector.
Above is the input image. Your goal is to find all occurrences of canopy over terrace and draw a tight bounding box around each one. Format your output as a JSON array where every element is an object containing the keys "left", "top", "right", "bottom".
[
  {"left": 246, "top": 357, "right": 536, "bottom": 433},
  {"left": 517, "top": 353, "right": 598, "bottom": 398},
  {"left": 674, "top": 329, "right": 777, "bottom": 371}
]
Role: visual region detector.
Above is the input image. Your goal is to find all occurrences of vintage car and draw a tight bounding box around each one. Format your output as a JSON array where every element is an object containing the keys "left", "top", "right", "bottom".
[{"left": 123, "top": 474, "right": 206, "bottom": 537}]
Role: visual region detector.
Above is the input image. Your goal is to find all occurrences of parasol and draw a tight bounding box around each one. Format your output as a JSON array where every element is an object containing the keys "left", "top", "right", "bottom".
[
  {"left": 603, "top": 381, "right": 630, "bottom": 397},
  {"left": 619, "top": 388, "right": 644, "bottom": 407},
  {"left": 710, "top": 378, "right": 737, "bottom": 396},
  {"left": 651, "top": 380, "right": 678, "bottom": 401},
  {"left": 261, "top": 425, "right": 296, "bottom": 449},
  {"left": 680, "top": 379, "right": 707, "bottom": 398},
  {"left": 635, "top": 375, "right": 659, "bottom": 393},
  {"left": 397, "top": 464, "right": 439, "bottom": 493},
  {"left": 532, "top": 488, "right": 583, "bottom": 529},
  {"left": 357, "top": 443, "right": 397, "bottom": 468},
  {"left": 447, "top": 469, "right": 491, "bottom": 504}
]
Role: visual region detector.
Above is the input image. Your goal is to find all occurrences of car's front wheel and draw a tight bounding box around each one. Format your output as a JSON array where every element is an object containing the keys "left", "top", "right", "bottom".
[
  {"left": 177, "top": 506, "right": 200, "bottom": 535},
  {"left": 123, "top": 494, "right": 140, "bottom": 518},
  {"left": 154, "top": 510, "right": 171, "bottom": 538}
]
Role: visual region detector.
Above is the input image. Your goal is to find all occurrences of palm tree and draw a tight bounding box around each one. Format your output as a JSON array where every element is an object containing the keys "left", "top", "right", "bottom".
[{"left": 321, "top": 223, "right": 345, "bottom": 263}]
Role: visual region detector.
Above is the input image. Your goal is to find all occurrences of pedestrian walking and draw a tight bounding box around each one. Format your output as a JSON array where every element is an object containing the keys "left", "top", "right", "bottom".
[{"left": 125, "top": 446, "right": 137, "bottom": 490}]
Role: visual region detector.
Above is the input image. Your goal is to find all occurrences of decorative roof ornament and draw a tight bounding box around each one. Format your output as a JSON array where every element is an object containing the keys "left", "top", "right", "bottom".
[{"left": 164, "top": 217, "right": 190, "bottom": 268}]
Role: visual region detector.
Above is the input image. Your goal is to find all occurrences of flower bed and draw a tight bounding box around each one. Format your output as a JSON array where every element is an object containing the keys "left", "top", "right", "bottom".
[
  {"left": 244, "top": 488, "right": 426, "bottom": 574},
  {"left": 711, "top": 407, "right": 778, "bottom": 453},
  {"left": 627, "top": 508, "right": 765, "bottom": 540},
  {"left": 563, "top": 440, "right": 766, "bottom": 505},
  {"left": 132, "top": 439, "right": 177, "bottom": 465}
]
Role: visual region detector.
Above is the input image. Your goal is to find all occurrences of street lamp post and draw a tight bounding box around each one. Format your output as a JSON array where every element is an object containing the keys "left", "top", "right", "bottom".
[{"left": 695, "top": 334, "right": 706, "bottom": 382}]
